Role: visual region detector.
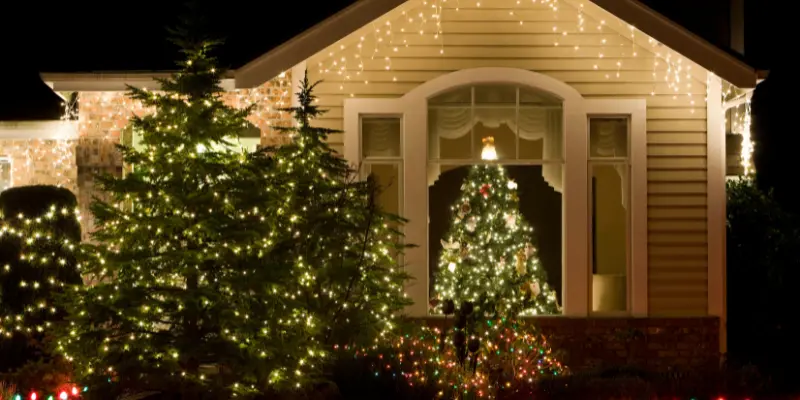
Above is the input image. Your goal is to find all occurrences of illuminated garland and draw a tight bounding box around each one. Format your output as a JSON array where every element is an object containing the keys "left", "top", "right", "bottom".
[
  {"left": 6, "top": 385, "right": 85, "bottom": 400},
  {"left": 342, "top": 317, "right": 565, "bottom": 399}
]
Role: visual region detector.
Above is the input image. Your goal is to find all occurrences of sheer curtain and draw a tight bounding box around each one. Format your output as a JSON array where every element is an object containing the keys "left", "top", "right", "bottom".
[
  {"left": 589, "top": 118, "right": 629, "bottom": 208},
  {"left": 427, "top": 106, "right": 564, "bottom": 191}
]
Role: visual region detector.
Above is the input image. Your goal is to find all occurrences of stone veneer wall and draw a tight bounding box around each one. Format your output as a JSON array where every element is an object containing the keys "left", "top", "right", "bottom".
[
  {"left": 0, "top": 139, "right": 78, "bottom": 194},
  {"left": 74, "top": 73, "right": 294, "bottom": 237}
]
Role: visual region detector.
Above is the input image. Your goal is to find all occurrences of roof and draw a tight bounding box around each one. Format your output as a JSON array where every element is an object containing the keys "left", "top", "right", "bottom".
[{"left": 41, "top": 0, "right": 760, "bottom": 91}]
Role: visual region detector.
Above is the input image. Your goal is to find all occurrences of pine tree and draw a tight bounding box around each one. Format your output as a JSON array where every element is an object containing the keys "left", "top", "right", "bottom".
[
  {"left": 55, "top": 31, "right": 299, "bottom": 398},
  {"left": 432, "top": 137, "right": 559, "bottom": 320},
  {"left": 55, "top": 28, "right": 411, "bottom": 399},
  {"left": 268, "top": 74, "right": 412, "bottom": 355}
]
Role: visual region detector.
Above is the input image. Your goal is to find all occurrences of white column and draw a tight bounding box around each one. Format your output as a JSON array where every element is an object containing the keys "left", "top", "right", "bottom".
[
  {"left": 402, "top": 99, "right": 430, "bottom": 317},
  {"left": 562, "top": 98, "right": 589, "bottom": 316},
  {"left": 706, "top": 73, "right": 726, "bottom": 352}
]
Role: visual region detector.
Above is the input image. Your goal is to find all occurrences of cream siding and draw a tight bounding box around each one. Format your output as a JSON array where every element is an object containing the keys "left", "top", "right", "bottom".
[{"left": 306, "top": 0, "right": 709, "bottom": 316}]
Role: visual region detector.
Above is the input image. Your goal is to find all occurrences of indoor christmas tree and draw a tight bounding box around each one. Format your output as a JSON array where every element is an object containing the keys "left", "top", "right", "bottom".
[{"left": 433, "top": 136, "right": 560, "bottom": 320}]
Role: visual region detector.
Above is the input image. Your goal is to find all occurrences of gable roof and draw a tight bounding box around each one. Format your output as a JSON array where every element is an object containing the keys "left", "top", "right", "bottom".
[{"left": 42, "top": 0, "right": 759, "bottom": 91}]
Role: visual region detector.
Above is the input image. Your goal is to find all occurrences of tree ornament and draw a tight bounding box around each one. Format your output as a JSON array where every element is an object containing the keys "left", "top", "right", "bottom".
[
  {"left": 460, "top": 245, "right": 469, "bottom": 259},
  {"left": 525, "top": 242, "right": 536, "bottom": 258},
  {"left": 460, "top": 202, "right": 471, "bottom": 216},
  {"left": 441, "top": 238, "right": 461, "bottom": 251},
  {"left": 447, "top": 262, "right": 457, "bottom": 273},
  {"left": 507, "top": 180, "right": 518, "bottom": 190},
  {"left": 515, "top": 249, "right": 527, "bottom": 275},
  {"left": 504, "top": 213, "right": 517, "bottom": 229},
  {"left": 479, "top": 184, "right": 492, "bottom": 198},
  {"left": 429, "top": 298, "right": 441, "bottom": 310},
  {"left": 465, "top": 216, "right": 477, "bottom": 232},
  {"left": 530, "top": 281, "right": 542, "bottom": 296}
]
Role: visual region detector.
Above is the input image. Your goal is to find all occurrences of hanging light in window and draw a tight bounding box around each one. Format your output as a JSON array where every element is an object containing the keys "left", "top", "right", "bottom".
[{"left": 481, "top": 136, "right": 498, "bottom": 161}]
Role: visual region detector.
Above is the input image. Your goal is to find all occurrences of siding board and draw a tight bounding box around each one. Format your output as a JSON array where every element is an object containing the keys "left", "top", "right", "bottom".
[{"left": 307, "top": 0, "right": 709, "bottom": 316}]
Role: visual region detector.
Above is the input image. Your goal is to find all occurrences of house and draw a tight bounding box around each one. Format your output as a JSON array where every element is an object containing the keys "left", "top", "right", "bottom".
[{"left": 4, "top": 0, "right": 761, "bottom": 372}]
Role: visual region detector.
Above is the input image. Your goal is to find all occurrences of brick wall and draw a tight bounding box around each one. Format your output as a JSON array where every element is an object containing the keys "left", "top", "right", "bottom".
[
  {"left": 422, "top": 317, "right": 720, "bottom": 373},
  {"left": 74, "top": 73, "right": 294, "bottom": 236},
  {"left": 0, "top": 139, "right": 78, "bottom": 194}
]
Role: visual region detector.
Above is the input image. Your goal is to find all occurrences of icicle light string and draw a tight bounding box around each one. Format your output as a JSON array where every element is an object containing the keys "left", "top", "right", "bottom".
[{"left": 312, "top": 0, "right": 704, "bottom": 108}]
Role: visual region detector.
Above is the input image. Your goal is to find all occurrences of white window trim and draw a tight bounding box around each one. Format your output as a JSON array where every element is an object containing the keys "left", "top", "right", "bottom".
[
  {"left": 586, "top": 100, "right": 648, "bottom": 316},
  {"left": 344, "top": 68, "right": 647, "bottom": 317},
  {"left": 0, "top": 156, "right": 12, "bottom": 191}
]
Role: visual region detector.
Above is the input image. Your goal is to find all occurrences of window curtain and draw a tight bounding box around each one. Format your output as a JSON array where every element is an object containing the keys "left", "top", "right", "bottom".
[
  {"left": 362, "top": 119, "right": 401, "bottom": 158},
  {"left": 590, "top": 119, "right": 629, "bottom": 209},
  {"left": 426, "top": 107, "right": 564, "bottom": 192}
]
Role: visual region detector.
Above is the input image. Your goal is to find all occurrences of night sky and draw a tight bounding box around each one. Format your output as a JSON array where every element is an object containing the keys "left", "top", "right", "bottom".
[{"left": 0, "top": 0, "right": 786, "bottom": 120}]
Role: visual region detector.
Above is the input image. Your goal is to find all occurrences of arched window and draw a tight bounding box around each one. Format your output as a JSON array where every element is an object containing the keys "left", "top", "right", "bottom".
[{"left": 344, "top": 68, "right": 647, "bottom": 317}]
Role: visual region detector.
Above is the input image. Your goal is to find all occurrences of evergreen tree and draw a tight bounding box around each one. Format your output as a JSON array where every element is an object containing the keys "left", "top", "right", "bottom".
[
  {"left": 268, "top": 74, "right": 412, "bottom": 355},
  {"left": 432, "top": 137, "right": 559, "bottom": 320},
  {"left": 55, "top": 27, "right": 410, "bottom": 399},
  {"left": 55, "top": 31, "right": 297, "bottom": 398}
]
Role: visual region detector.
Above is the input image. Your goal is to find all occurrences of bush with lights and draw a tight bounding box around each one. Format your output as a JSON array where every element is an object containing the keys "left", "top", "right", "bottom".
[
  {"left": 0, "top": 186, "right": 82, "bottom": 395},
  {"left": 51, "top": 19, "right": 410, "bottom": 399}
]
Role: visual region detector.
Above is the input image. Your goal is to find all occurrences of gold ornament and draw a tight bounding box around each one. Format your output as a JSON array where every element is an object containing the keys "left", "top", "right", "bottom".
[{"left": 515, "top": 248, "right": 527, "bottom": 275}]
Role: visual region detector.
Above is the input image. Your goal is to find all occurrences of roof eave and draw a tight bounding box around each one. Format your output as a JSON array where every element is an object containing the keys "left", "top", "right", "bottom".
[
  {"left": 40, "top": 71, "right": 236, "bottom": 92},
  {"left": 233, "top": 0, "right": 406, "bottom": 89},
  {"left": 590, "top": 0, "right": 757, "bottom": 88}
]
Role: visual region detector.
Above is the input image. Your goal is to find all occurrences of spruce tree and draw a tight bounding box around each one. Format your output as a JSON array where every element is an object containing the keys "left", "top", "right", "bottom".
[
  {"left": 56, "top": 31, "right": 296, "bottom": 398},
  {"left": 267, "top": 74, "right": 412, "bottom": 359},
  {"left": 56, "top": 28, "right": 410, "bottom": 400}
]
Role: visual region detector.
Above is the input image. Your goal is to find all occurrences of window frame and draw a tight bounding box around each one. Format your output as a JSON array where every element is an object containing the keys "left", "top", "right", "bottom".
[
  {"left": 587, "top": 115, "right": 633, "bottom": 315},
  {"left": 0, "top": 156, "right": 12, "bottom": 192},
  {"left": 344, "top": 68, "right": 647, "bottom": 317}
]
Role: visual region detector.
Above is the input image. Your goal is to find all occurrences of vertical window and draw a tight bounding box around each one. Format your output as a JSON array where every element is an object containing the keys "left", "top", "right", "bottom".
[
  {"left": 0, "top": 157, "right": 11, "bottom": 192},
  {"left": 361, "top": 116, "right": 403, "bottom": 218},
  {"left": 428, "top": 85, "right": 564, "bottom": 315},
  {"left": 588, "top": 117, "right": 630, "bottom": 313}
]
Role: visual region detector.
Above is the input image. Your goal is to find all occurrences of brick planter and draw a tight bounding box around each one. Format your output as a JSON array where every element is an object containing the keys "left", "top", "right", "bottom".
[{"left": 418, "top": 316, "right": 720, "bottom": 373}]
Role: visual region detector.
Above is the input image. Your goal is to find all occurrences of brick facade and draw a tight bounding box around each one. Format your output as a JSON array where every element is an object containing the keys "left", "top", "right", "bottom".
[
  {"left": 422, "top": 317, "right": 720, "bottom": 373},
  {"left": 72, "top": 72, "right": 294, "bottom": 236},
  {"left": 0, "top": 138, "right": 78, "bottom": 194}
]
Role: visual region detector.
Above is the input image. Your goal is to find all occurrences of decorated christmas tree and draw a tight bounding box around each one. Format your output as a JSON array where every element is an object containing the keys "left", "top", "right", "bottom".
[{"left": 433, "top": 136, "right": 560, "bottom": 320}]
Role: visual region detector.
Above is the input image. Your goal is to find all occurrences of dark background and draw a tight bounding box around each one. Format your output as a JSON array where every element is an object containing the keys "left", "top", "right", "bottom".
[{"left": 0, "top": 0, "right": 787, "bottom": 121}]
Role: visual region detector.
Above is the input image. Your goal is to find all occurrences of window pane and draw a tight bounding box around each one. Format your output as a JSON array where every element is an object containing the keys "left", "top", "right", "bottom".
[
  {"left": 518, "top": 107, "right": 562, "bottom": 161},
  {"left": 429, "top": 108, "right": 472, "bottom": 160},
  {"left": 520, "top": 86, "right": 562, "bottom": 106},
  {"left": 471, "top": 112, "right": 516, "bottom": 160},
  {"left": 428, "top": 164, "right": 562, "bottom": 315},
  {"left": 0, "top": 158, "right": 11, "bottom": 191},
  {"left": 474, "top": 85, "right": 516, "bottom": 105},
  {"left": 429, "top": 86, "right": 471, "bottom": 105},
  {"left": 590, "top": 164, "right": 628, "bottom": 313},
  {"left": 589, "top": 118, "right": 628, "bottom": 158},
  {"left": 362, "top": 117, "right": 401, "bottom": 158},
  {"left": 366, "top": 163, "right": 401, "bottom": 216}
]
